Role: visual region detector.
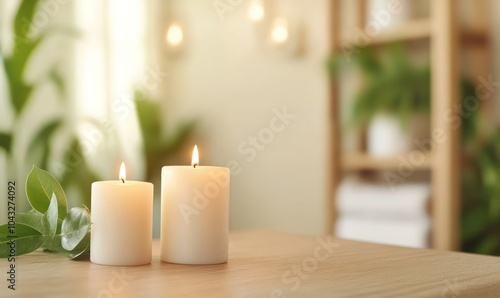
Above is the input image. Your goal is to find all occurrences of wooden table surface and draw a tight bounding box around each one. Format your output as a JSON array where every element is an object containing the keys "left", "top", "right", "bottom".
[{"left": 2, "top": 230, "right": 500, "bottom": 298}]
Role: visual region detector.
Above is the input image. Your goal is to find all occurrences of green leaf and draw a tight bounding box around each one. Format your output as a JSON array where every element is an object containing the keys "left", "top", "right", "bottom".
[
  {"left": 161, "top": 120, "right": 197, "bottom": 154},
  {"left": 41, "top": 193, "right": 58, "bottom": 238},
  {"left": 476, "top": 237, "right": 498, "bottom": 255},
  {"left": 26, "top": 118, "right": 62, "bottom": 169},
  {"left": 42, "top": 234, "right": 66, "bottom": 253},
  {"left": 0, "top": 223, "right": 44, "bottom": 257},
  {"left": 26, "top": 166, "right": 68, "bottom": 220},
  {"left": 13, "top": 0, "right": 41, "bottom": 40},
  {"left": 355, "top": 46, "right": 381, "bottom": 76},
  {"left": 329, "top": 42, "right": 436, "bottom": 128},
  {"left": 58, "top": 138, "right": 100, "bottom": 208},
  {"left": 8, "top": 25, "right": 79, "bottom": 114},
  {"left": 68, "top": 233, "right": 90, "bottom": 260},
  {"left": 61, "top": 207, "right": 91, "bottom": 251},
  {"left": 135, "top": 96, "right": 162, "bottom": 151},
  {"left": 461, "top": 206, "right": 490, "bottom": 241},
  {"left": 0, "top": 132, "right": 12, "bottom": 153},
  {"left": 4, "top": 59, "right": 33, "bottom": 115},
  {"left": 16, "top": 212, "right": 45, "bottom": 233},
  {"left": 49, "top": 68, "right": 66, "bottom": 99}
]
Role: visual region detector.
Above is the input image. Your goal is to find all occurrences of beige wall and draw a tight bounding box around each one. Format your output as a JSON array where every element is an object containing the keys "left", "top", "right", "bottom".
[{"left": 157, "top": 0, "right": 331, "bottom": 235}]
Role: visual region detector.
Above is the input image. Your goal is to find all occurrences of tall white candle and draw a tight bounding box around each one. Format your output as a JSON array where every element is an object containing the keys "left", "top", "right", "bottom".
[
  {"left": 161, "top": 145, "right": 230, "bottom": 264},
  {"left": 91, "top": 162, "right": 153, "bottom": 266}
]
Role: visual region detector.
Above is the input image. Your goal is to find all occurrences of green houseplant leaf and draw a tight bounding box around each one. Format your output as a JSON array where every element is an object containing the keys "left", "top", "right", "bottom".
[
  {"left": 42, "top": 234, "right": 66, "bottom": 253},
  {"left": 68, "top": 233, "right": 90, "bottom": 260},
  {"left": 161, "top": 120, "right": 197, "bottom": 154},
  {"left": 58, "top": 138, "right": 100, "bottom": 208},
  {"left": 8, "top": 0, "right": 40, "bottom": 115},
  {"left": 16, "top": 212, "right": 45, "bottom": 233},
  {"left": 0, "top": 224, "right": 44, "bottom": 257},
  {"left": 61, "top": 206, "right": 91, "bottom": 251},
  {"left": 135, "top": 91, "right": 197, "bottom": 183},
  {"left": 135, "top": 94, "right": 162, "bottom": 151},
  {"left": 13, "top": 0, "right": 40, "bottom": 39},
  {"left": 26, "top": 118, "right": 62, "bottom": 169},
  {"left": 41, "top": 193, "right": 59, "bottom": 238},
  {"left": 0, "top": 132, "right": 12, "bottom": 153},
  {"left": 328, "top": 44, "right": 432, "bottom": 129},
  {"left": 26, "top": 166, "right": 68, "bottom": 220}
]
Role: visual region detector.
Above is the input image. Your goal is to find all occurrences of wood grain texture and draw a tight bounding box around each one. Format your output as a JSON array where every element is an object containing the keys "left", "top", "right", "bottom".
[
  {"left": 2, "top": 230, "right": 500, "bottom": 298},
  {"left": 325, "top": 0, "right": 341, "bottom": 235},
  {"left": 343, "top": 152, "right": 432, "bottom": 171},
  {"left": 430, "top": 0, "right": 461, "bottom": 251}
]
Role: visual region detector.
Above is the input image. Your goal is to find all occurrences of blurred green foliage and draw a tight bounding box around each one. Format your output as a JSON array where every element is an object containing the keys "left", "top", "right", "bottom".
[
  {"left": 0, "top": 0, "right": 98, "bottom": 208},
  {"left": 462, "top": 130, "right": 500, "bottom": 255},
  {"left": 328, "top": 44, "right": 431, "bottom": 129},
  {"left": 1, "top": 1, "right": 195, "bottom": 208},
  {"left": 135, "top": 91, "right": 196, "bottom": 184}
]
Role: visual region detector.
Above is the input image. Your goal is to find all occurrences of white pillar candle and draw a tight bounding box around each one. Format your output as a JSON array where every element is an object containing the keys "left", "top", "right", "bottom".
[
  {"left": 161, "top": 145, "right": 230, "bottom": 264},
  {"left": 91, "top": 162, "right": 153, "bottom": 266}
]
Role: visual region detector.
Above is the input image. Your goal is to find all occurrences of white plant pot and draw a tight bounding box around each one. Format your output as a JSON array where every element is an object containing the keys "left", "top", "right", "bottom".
[
  {"left": 367, "top": 114, "right": 408, "bottom": 157},
  {"left": 367, "top": 114, "right": 429, "bottom": 157}
]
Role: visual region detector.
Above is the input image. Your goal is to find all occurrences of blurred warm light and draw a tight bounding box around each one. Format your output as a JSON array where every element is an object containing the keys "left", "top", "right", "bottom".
[
  {"left": 248, "top": 0, "right": 265, "bottom": 22},
  {"left": 192, "top": 145, "right": 199, "bottom": 168},
  {"left": 119, "top": 162, "right": 126, "bottom": 183},
  {"left": 166, "top": 23, "right": 183, "bottom": 47},
  {"left": 271, "top": 17, "right": 289, "bottom": 44}
]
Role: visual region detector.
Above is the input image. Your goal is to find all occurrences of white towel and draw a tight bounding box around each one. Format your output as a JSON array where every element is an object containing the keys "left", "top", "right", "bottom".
[
  {"left": 336, "top": 216, "right": 430, "bottom": 248},
  {"left": 336, "top": 179, "right": 430, "bottom": 219},
  {"left": 335, "top": 179, "right": 431, "bottom": 248}
]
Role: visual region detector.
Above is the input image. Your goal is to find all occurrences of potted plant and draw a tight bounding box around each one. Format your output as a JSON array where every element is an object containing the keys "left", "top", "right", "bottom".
[{"left": 328, "top": 45, "right": 432, "bottom": 156}]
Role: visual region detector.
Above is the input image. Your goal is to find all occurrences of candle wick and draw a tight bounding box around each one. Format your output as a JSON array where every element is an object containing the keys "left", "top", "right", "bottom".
[
  {"left": 121, "top": 178, "right": 125, "bottom": 184},
  {"left": 193, "top": 163, "right": 197, "bottom": 169}
]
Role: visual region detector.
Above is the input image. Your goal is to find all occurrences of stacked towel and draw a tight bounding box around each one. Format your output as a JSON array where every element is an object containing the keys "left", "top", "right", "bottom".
[{"left": 335, "top": 179, "right": 431, "bottom": 248}]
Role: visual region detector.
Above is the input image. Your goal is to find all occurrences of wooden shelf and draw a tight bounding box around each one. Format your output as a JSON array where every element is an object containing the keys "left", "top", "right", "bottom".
[
  {"left": 341, "top": 19, "right": 431, "bottom": 47},
  {"left": 461, "top": 28, "right": 489, "bottom": 46},
  {"left": 343, "top": 152, "right": 432, "bottom": 171},
  {"left": 371, "top": 19, "right": 431, "bottom": 45},
  {"left": 341, "top": 19, "right": 489, "bottom": 48},
  {"left": 329, "top": 0, "right": 490, "bottom": 251}
]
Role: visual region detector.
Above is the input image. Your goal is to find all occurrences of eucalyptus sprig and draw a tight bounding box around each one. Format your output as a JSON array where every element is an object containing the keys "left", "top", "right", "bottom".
[{"left": 0, "top": 166, "right": 91, "bottom": 259}]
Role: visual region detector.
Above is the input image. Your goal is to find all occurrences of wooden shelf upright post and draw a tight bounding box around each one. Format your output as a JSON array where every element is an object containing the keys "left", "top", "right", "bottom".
[{"left": 430, "top": 0, "right": 460, "bottom": 250}]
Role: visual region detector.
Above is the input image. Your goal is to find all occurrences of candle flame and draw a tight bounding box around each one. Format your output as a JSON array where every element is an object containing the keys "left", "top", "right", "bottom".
[
  {"left": 119, "top": 162, "right": 126, "bottom": 183},
  {"left": 192, "top": 145, "right": 199, "bottom": 168}
]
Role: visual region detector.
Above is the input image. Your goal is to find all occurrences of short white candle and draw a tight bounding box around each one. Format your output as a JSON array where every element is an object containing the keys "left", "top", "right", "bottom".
[
  {"left": 161, "top": 145, "right": 230, "bottom": 264},
  {"left": 91, "top": 162, "right": 153, "bottom": 266}
]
